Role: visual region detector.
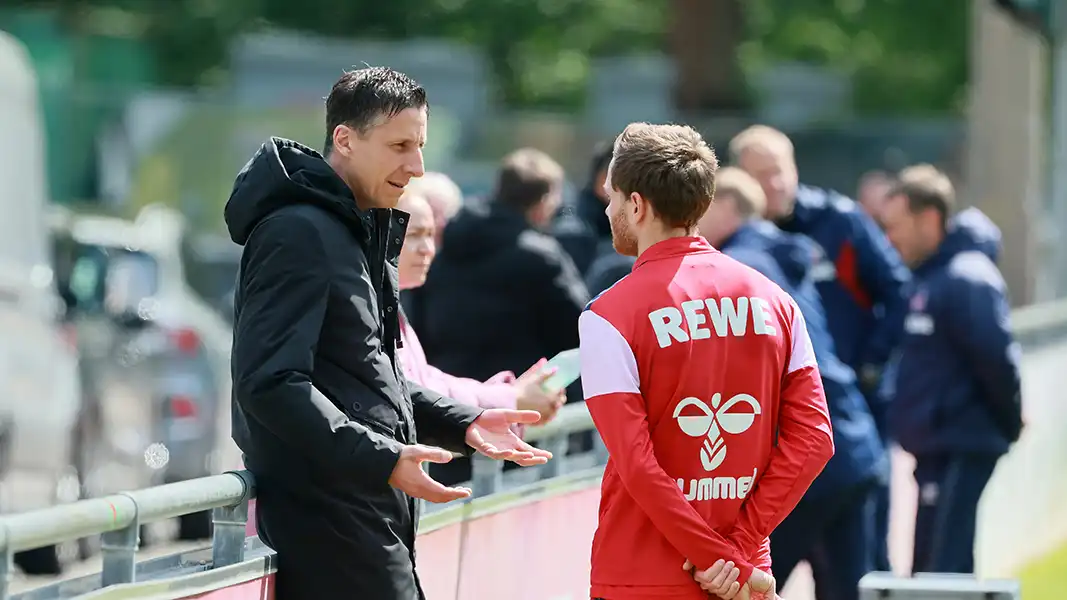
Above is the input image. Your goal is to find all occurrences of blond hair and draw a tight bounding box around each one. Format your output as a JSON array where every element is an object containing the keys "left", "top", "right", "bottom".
[
  {"left": 406, "top": 172, "right": 463, "bottom": 219},
  {"left": 714, "top": 167, "right": 767, "bottom": 218},
  {"left": 728, "top": 125, "right": 793, "bottom": 163},
  {"left": 611, "top": 122, "right": 719, "bottom": 229},
  {"left": 891, "top": 163, "right": 955, "bottom": 228}
]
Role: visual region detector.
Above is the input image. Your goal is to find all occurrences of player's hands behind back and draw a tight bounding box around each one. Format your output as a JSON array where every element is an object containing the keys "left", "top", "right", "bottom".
[{"left": 683, "top": 559, "right": 777, "bottom": 600}]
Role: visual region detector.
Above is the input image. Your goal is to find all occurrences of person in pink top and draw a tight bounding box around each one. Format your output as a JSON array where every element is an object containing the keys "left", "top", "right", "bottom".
[{"left": 396, "top": 190, "right": 566, "bottom": 422}]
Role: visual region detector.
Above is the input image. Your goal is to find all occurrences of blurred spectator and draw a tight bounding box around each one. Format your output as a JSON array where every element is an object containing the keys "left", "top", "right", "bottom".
[
  {"left": 418, "top": 148, "right": 589, "bottom": 384},
  {"left": 554, "top": 141, "right": 614, "bottom": 275},
  {"left": 732, "top": 125, "right": 909, "bottom": 572},
  {"left": 881, "top": 165, "right": 1023, "bottom": 574},
  {"left": 400, "top": 171, "right": 463, "bottom": 335},
  {"left": 406, "top": 172, "right": 464, "bottom": 248},
  {"left": 701, "top": 168, "right": 885, "bottom": 600},
  {"left": 394, "top": 190, "right": 564, "bottom": 421},
  {"left": 856, "top": 169, "right": 894, "bottom": 226}
]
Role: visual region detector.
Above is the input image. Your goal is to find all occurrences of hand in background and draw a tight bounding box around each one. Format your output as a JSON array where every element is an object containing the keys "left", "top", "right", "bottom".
[{"left": 514, "top": 358, "right": 566, "bottom": 424}]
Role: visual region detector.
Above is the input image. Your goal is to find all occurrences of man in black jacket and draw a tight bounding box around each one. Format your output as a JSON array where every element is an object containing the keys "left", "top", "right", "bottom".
[{"left": 225, "top": 67, "right": 551, "bottom": 600}]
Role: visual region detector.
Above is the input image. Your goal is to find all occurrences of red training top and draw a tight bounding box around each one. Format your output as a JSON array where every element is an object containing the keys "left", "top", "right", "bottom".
[{"left": 579, "top": 236, "right": 834, "bottom": 600}]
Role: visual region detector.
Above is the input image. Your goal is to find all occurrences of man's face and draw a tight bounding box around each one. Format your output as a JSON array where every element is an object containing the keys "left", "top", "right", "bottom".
[
  {"left": 858, "top": 178, "right": 892, "bottom": 225},
  {"left": 397, "top": 194, "right": 436, "bottom": 290},
  {"left": 334, "top": 107, "right": 427, "bottom": 208},
  {"left": 697, "top": 194, "right": 743, "bottom": 247},
  {"left": 603, "top": 160, "right": 639, "bottom": 256},
  {"left": 880, "top": 193, "right": 933, "bottom": 268},
  {"left": 737, "top": 144, "right": 798, "bottom": 219}
]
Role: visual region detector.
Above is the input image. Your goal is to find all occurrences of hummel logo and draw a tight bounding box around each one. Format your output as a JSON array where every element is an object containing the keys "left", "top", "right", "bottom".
[{"left": 674, "top": 394, "right": 762, "bottom": 472}]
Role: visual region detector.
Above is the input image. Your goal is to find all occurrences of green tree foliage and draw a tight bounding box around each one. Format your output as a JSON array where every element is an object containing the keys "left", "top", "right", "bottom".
[
  {"left": 8, "top": 0, "right": 969, "bottom": 114},
  {"left": 744, "top": 0, "right": 970, "bottom": 114}
]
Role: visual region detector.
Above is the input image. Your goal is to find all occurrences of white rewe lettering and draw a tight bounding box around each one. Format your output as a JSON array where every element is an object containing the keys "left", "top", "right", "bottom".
[
  {"left": 649, "top": 307, "right": 689, "bottom": 348},
  {"left": 751, "top": 297, "right": 777, "bottom": 336},
  {"left": 706, "top": 297, "right": 748, "bottom": 337},
  {"left": 649, "top": 297, "right": 778, "bottom": 347},
  {"left": 677, "top": 468, "right": 758, "bottom": 501}
]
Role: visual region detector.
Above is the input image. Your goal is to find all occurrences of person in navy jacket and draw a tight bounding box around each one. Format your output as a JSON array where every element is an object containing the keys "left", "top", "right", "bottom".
[
  {"left": 730, "top": 125, "right": 909, "bottom": 571},
  {"left": 880, "top": 165, "right": 1022, "bottom": 574},
  {"left": 700, "top": 168, "right": 886, "bottom": 600}
]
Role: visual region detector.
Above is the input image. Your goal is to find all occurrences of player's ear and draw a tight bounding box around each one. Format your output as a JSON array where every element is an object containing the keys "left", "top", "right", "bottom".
[{"left": 631, "top": 192, "right": 649, "bottom": 223}]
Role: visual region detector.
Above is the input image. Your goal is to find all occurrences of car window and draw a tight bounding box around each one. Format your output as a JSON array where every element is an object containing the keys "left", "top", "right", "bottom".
[{"left": 68, "top": 246, "right": 159, "bottom": 316}]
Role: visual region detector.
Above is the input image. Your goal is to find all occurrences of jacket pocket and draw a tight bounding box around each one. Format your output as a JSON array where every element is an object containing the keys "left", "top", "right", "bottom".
[{"left": 345, "top": 401, "right": 400, "bottom": 438}]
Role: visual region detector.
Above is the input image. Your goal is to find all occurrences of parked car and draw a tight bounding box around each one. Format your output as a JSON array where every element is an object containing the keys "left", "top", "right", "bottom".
[
  {"left": 0, "top": 259, "right": 85, "bottom": 574},
  {"left": 50, "top": 205, "right": 235, "bottom": 541}
]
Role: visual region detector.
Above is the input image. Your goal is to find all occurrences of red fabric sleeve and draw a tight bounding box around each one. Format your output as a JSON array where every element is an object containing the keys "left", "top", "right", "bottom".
[{"left": 729, "top": 305, "right": 835, "bottom": 558}]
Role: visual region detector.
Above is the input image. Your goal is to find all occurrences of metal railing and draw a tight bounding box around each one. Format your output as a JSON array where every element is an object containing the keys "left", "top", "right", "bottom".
[
  {"left": 1, "top": 296, "right": 1065, "bottom": 599},
  {"left": 0, "top": 471, "right": 254, "bottom": 599}
]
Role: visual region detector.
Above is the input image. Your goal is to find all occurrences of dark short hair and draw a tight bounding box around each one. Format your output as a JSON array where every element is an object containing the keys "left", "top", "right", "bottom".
[
  {"left": 588, "top": 141, "right": 614, "bottom": 183},
  {"left": 492, "top": 148, "right": 565, "bottom": 211},
  {"left": 889, "top": 164, "right": 955, "bottom": 230},
  {"left": 324, "top": 67, "right": 428, "bottom": 153},
  {"left": 611, "top": 122, "right": 719, "bottom": 229}
]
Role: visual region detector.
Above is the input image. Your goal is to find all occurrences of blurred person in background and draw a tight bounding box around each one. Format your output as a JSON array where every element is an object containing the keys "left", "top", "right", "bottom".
[
  {"left": 700, "top": 168, "right": 886, "bottom": 600},
  {"left": 226, "top": 67, "right": 550, "bottom": 599},
  {"left": 418, "top": 147, "right": 588, "bottom": 384},
  {"left": 395, "top": 190, "right": 566, "bottom": 484},
  {"left": 554, "top": 140, "right": 614, "bottom": 275},
  {"left": 880, "top": 165, "right": 1022, "bottom": 574},
  {"left": 856, "top": 169, "right": 894, "bottom": 227},
  {"left": 400, "top": 171, "right": 463, "bottom": 335},
  {"left": 580, "top": 123, "right": 833, "bottom": 600},
  {"left": 405, "top": 171, "right": 464, "bottom": 248},
  {"left": 732, "top": 125, "right": 908, "bottom": 572}
]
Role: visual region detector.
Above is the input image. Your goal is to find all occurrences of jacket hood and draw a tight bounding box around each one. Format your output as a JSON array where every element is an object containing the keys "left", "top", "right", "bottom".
[
  {"left": 729, "top": 220, "right": 814, "bottom": 288},
  {"left": 922, "top": 207, "right": 1002, "bottom": 272},
  {"left": 438, "top": 200, "right": 530, "bottom": 263},
  {"left": 224, "top": 137, "right": 362, "bottom": 245}
]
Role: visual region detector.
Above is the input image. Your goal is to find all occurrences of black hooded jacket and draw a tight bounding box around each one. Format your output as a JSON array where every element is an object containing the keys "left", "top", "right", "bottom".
[
  {"left": 418, "top": 200, "right": 588, "bottom": 382},
  {"left": 225, "top": 137, "right": 482, "bottom": 599}
]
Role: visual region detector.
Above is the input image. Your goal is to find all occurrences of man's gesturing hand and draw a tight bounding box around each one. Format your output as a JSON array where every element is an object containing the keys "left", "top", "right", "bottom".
[
  {"left": 387, "top": 445, "right": 472, "bottom": 503},
  {"left": 465, "top": 409, "right": 554, "bottom": 466}
]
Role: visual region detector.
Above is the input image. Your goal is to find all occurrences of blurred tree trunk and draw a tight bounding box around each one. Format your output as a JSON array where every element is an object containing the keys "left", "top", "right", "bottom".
[{"left": 669, "top": 0, "right": 749, "bottom": 113}]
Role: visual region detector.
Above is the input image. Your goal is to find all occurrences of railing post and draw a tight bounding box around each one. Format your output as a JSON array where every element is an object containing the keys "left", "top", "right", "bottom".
[
  {"left": 592, "top": 431, "right": 610, "bottom": 465},
  {"left": 211, "top": 471, "right": 252, "bottom": 568},
  {"left": 539, "top": 435, "right": 571, "bottom": 480},
  {"left": 100, "top": 493, "right": 139, "bottom": 586},
  {"left": 0, "top": 523, "right": 11, "bottom": 600},
  {"left": 470, "top": 454, "right": 503, "bottom": 497}
]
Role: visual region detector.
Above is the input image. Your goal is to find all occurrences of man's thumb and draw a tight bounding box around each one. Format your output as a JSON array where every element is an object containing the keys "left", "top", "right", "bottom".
[{"left": 406, "top": 445, "right": 454, "bottom": 464}]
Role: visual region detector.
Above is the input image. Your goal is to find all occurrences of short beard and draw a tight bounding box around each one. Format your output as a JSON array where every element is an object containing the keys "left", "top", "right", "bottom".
[{"left": 610, "top": 208, "right": 639, "bottom": 257}]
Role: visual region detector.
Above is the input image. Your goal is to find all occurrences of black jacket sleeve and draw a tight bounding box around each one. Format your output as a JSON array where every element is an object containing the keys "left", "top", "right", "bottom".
[
  {"left": 407, "top": 380, "right": 483, "bottom": 455},
  {"left": 943, "top": 265, "right": 1024, "bottom": 442},
  {"left": 232, "top": 214, "right": 403, "bottom": 485}
]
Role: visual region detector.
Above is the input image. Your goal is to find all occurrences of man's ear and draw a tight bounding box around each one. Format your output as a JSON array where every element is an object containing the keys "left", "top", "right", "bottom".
[
  {"left": 332, "top": 125, "right": 352, "bottom": 158},
  {"left": 630, "top": 192, "right": 649, "bottom": 223}
]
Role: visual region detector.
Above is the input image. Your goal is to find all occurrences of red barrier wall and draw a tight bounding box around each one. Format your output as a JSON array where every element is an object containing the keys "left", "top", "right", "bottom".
[
  {"left": 232, "top": 485, "right": 600, "bottom": 600},
  {"left": 417, "top": 486, "right": 600, "bottom": 600},
  {"left": 184, "top": 577, "right": 275, "bottom": 599}
]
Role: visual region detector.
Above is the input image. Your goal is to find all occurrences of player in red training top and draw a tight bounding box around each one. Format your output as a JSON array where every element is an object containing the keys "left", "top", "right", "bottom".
[{"left": 579, "top": 123, "right": 835, "bottom": 600}]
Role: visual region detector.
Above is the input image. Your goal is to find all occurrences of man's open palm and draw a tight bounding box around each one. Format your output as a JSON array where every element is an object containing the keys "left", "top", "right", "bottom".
[
  {"left": 388, "top": 445, "right": 472, "bottom": 504},
  {"left": 466, "top": 409, "right": 553, "bottom": 466}
]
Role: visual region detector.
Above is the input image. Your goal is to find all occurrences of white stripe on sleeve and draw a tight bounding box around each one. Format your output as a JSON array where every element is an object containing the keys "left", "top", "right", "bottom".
[
  {"left": 578, "top": 310, "right": 641, "bottom": 398},
  {"left": 787, "top": 304, "right": 818, "bottom": 374}
]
